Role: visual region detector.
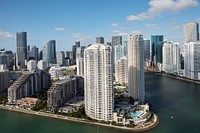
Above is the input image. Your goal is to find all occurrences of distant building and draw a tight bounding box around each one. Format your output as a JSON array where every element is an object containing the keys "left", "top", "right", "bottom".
[
  {"left": 47, "top": 78, "right": 77, "bottom": 112},
  {"left": 162, "top": 41, "right": 181, "bottom": 74},
  {"left": 37, "top": 60, "right": 47, "bottom": 70},
  {"left": 27, "top": 60, "right": 37, "bottom": 71},
  {"left": 42, "top": 40, "right": 56, "bottom": 67},
  {"left": 128, "top": 34, "right": 145, "bottom": 103},
  {"left": 84, "top": 43, "right": 113, "bottom": 121},
  {"left": 183, "top": 22, "right": 199, "bottom": 43},
  {"left": 16, "top": 32, "right": 27, "bottom": 69},
  {"left": 184, "top": 41, "right": 200, "bottom": 79},
  {"left": 76, "top": 58, "right": 84, "bottom": 77},
  {"left": 49, "top": 66, "right": 64, "bottom": 80},
  {"left": 72, "top": 40, "right": 80, "bottom": 63},
  {"left": 29, "top": 46, "right": 39, "bottom": 61},
  {"left": 56, "top": 51, "right": 65, "bottom": 66},
  {"left": 112, "top": 36, "right": 122, "bottom": 64},
  {"left": 96, "top": 37, "right": 104, "bottom": 44},
  {"left": 151, "top": 35, "right": 164, "bottom": 64},
  {"left": 0, "top": 70, "right": 9, "bottom": 93},
  {"left": 115, "top": 57, "right": 128, "bottom": 84},
  {"left": 143, "top": 39, "right": 150, "bottom": 60},
  {"left": 8, "top": 70, "right": 51, "bottom": 103}
]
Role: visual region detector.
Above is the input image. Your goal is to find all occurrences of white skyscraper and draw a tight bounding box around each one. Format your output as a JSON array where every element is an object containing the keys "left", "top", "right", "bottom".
[
  {"left": 115, "top": 57, "right": 128, "bottom": 84},
  {"left": 84, "top": 43, "right": 113, "bottom": 121},
  {"left": 128, "top": 34, "right": 145, "bottom": 103},
  {"left": 76, "top": 58, "right": 84, "bottom": 77},
  {"left": 184, "top": 42, "right": 200, "bottom": 79},
  {"left": 162, "top": 41, "right": 181, "bottom": 74},
  {"left": 37, "top": 60, "right": 47, "bottom": 70},
  {"left": 56, "top": 51, "right": 65, "bottom": 66},
  {"left": 183, "top": 22, "right": 199, "bottom": 43}
]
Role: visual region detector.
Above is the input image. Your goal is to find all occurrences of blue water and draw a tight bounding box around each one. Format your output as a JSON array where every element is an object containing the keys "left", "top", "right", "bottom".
[{"left": 130, "top": 111, "right": 142, "bottom": 117}]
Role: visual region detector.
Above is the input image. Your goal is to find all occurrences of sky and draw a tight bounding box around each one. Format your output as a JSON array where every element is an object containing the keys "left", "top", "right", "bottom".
[{"left": 0, "top": 0, "right": 200, "bottom": 52}]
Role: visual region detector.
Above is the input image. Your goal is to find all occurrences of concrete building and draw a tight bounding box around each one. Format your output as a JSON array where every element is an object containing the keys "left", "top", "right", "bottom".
[
  {"left": 128, "top": 34, "right": 145, "bottom": 103},
  {"left": 183, "top": 22, "right": 199, "bottom": 43},
  {"left": 56, "top": 51, "right": 65, "bottom": 66},
  {"left": 42, "top": 40, "right": 56, "bottom": 67},
  {"left": 162, "top": 41, "right": 181, "bottom": 74},
  {"left": 49, "top": 66, "right": 64, "bottom": 80},
  {"left": 184, "top": 42, "right": 200, "bottom": 79},
  {"left": 29, "top": 46, "right": 39, "bottom": 61},
  {"left": 96, "top": 37, "right": 104, "bottom": 44},
  {"left": 0, "top": 70, "right": 9, "bottom": 93},
  {"left": 8, "top": 70, "right": 51, "bottom": 103},
  {"left": 73, "top": 75, "right": 84, "bottom": 96},
  {"left": 112, "top": 36, "right": 122, "bottom": 64},
  {"left": 47, "top": 78, "right": 77, "bottom": 112},
  {"left": 37, "top": 60, "right": 47, "bottom": 70},
  {"left": 115, "top": 57, "right": 128, "bottom": 84},
  {"left": 76, "top": 58, "right": 84, "bottom": 77},
  {"left": 27, "top": 60, "right": 37, "bottom": 71},
  {"left": 16, "top": 32, "right": 27, "bottom": 69},
  {"left": 84, "top": 43, "right": 113, "bottom": 121}
]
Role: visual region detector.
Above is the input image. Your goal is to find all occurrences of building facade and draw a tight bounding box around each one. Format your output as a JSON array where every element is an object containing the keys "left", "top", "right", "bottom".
[
  {"left": 47, "top": 78, "right": 77, "bottom": 112},
  {"left": 0, "top": 70, "right": 9, "bottom": 93},
  {"left": 43, "top": 40, "right": 56, "bottom": 67},
  {"left": 115, "top": 57, "right": 128, "bottom": 84},
  {"left": 84, "top": 43, "right": 114, "bottom": 121},
  {"left": 162, "top": 41, "right": 181, "bottom": 74},
  {"left": 128, "top": 34, "right": 145, "bottom": 103},
  {"left": 76, "top": 58, "right": 84, "bottom": 77},
  {"left": 8, "top": 70, "right": 51, "bottom": 103},
  {"left": 96, "top": 37, "right": 104, "bottom": 44},
  {"left": 184, "top": 42, "right": 200, "bottom": 79},
  {"left": 183, "top": 22, "right": 199, "bottom": 43},
  {"left": 16, "top": 32, "right": 27, "bottom": 69},
  {"left": 56, "top": 51, "right": 65, "bottom": 66}
]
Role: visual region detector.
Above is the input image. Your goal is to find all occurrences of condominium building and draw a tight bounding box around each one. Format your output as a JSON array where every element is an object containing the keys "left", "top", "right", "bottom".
[
  {"left": 8, "top": 70, "right": 51, "bottom": 103},
  {"left": 162, "top": 41, "right": 181, "bottom": 74},
  {"left": 115, "top": 57, "right": 128, "bottom": 84},
  {"left": 184, "top": 42, "right": 200, "bottom": 79},
  {"left": 37, "top": 60, "right": 47, "bottom": 70},
  {"left": 128, "top": 34, "right": 145, "bottom": 103},
  {"left": 56, "top": 51, "right": 65, "bottom": 66},
  {"left": 48, "top": 66, "right": 64, "bottom": 80},
  {"left": 76, "top": 58, "right": 84, "bottom": 77},
  {"left": 0, "top": 70, "right": 9, "bottom": 93},
  {"left": 84, "top": 43, "right": 113, "bottom": 121},
  {"left": 96, "top": 37, "right": 104, "bottom": 44},
  {"left": 47, "top": 78, "right": 77, "bottom": 112},
  {"left": 27, "top": 60, "right": 37, "bottom": 71},
  {"left": 183, "top": 22, "right": 199, "bottom": 43}
]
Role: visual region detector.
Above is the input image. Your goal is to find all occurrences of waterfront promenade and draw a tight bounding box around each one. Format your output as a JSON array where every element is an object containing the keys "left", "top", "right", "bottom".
[{"left": 0, "top": 104, "right": 159, "bottom": 132}]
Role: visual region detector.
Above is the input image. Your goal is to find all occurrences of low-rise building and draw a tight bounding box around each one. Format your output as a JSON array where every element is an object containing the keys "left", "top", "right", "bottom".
[{"left": 15, "top": 97, "right": 40, "bottom": 107}]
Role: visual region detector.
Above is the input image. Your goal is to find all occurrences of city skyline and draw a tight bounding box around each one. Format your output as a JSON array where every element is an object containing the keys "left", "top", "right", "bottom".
[{"left": 0, "top": 0, "right": 200, "bottom": 51}]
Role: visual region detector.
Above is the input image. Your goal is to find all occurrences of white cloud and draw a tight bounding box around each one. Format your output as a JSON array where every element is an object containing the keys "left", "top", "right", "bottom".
[
  {"left": 112, "top": 30, "right": 122, "bottom": 33},
  {"left": 145, "top": 23, "right": 159, "bottom": 28},
  {"left": 170, "top": 26, "right": 180, "bottom": 30},
  {"left": 127, "top": 0, "right": 199, "bottom": 21},
  {"left": 0, "top": 30, "right": 15, "bottom": 40},
  {"left": 111, "top": 23, "right": 119, "bottom": 27},
  {"left": 72, "top": 33, "right": 91, "bottom": 42},
  {"left": 54, "top": 27, "right": 65, "bottom": 31}
]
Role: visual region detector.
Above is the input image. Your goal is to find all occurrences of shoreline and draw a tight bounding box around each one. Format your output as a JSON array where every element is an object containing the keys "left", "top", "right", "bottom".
[
  {"left": 146, "top": 71, "right": 200, "bottom": 84},
  {"left": 0, "top": 105, "right": 159, "bottom": 132}
]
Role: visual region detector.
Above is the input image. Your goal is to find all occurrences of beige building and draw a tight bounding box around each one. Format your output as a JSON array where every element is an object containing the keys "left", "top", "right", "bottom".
[{"left": 115, "top": 57, "right": 128, "bottom": 84}]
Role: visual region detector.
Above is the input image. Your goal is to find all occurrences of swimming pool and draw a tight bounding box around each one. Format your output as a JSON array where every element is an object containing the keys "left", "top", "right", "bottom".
[{"left": 130, "top": 111, "right": 143, "bottom": 117}]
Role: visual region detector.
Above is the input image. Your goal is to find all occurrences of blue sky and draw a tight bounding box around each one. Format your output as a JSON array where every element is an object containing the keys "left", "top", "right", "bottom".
[{"left": 0, "top": 0, "right": 200, "bottom": 52}]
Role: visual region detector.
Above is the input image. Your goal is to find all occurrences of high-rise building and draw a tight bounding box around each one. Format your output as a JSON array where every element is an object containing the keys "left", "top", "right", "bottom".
[
  {"left": 123, "top": 41, "right": 128, "bottom": 57},
  {"left": 0, "top": 70, "right": 9, "bottom": 93},
  {"left": 76, "top": 58, "right": 84, "bottom": 77},
  {"left": 144, "top": 39, "right": 150, "bottom": 60},
  {"left": 184, "top": 42, "right": 200, "bottom": 79},
  {"left": 183, "top": 22, "right": 199, "bottom": 43},
  {"left": 128, "top": 34, "right": 145, "bottom": 103},
  {"left": 162, "top": 41, "right": 181, "bottom": 74},
  {"left": 29, "top": 46, "right": 39, "bottom": 61},
  {"left": 56, "top": 51, "right": 65, "bottom": 66},
  {"left": 112, "top": 36, "right": 122, "bottom": 64},
  {"left": 115, "top": 57, "right": 128, "bottom": 84},
  {"left": 96, "top": 37, "right": 104, "bottom": 44},
  {"left": 42, "top": 40, "right": 56, "bottom": 66},
  {"left": 37, "top": 60, "right": 47, "bottom": 70},
  {"left": 84, "top": 43, "right": 113, "bottom": 121},
  {"left": 151, "top": 35, "right": 164, "bottom": 64},
  {"left": 16, "top": 32, "right": 27, "bottom": 69}
]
